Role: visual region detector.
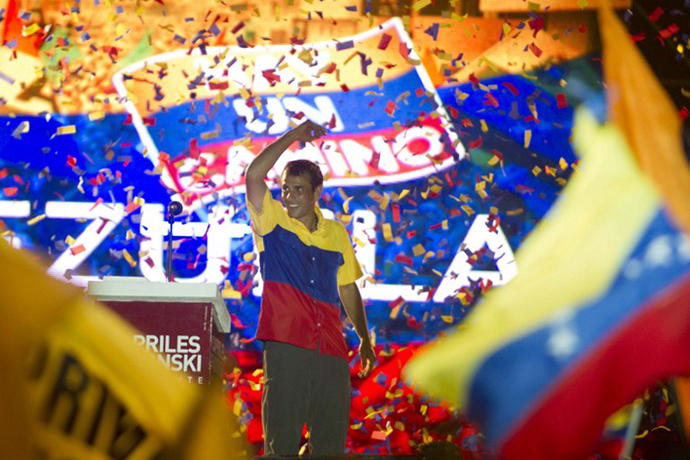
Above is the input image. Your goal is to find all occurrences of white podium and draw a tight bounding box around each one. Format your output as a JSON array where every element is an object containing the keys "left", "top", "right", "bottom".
[{"left": 87, "top": 277, "right": 231, "bottom": 385}]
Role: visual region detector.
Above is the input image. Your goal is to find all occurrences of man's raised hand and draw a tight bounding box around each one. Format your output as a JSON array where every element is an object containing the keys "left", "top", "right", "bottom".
[{"left": 292, "top": 119, "right": 327, "bottom": 144}]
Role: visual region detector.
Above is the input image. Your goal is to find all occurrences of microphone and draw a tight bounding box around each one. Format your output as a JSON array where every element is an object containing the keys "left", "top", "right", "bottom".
[{"left": 167, "top": 201, "right": 183, "bottom": 220}]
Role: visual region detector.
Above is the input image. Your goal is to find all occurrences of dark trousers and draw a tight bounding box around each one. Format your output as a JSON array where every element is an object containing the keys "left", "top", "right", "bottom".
[{"left": 262, "top": 340, "right": 351, "bottom": 456}]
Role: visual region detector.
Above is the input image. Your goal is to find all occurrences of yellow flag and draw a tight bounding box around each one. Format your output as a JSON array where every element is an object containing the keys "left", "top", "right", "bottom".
[
  {"left": 0, "top": 240, "right": 249, "bottom": 459},
  {"left": 600, "top": 6, "right": 690, "bottom": 233}
]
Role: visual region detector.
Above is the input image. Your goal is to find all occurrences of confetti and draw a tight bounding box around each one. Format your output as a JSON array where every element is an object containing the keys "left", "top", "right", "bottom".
[
  {"left": 27, "top": 214, "right": 46, "bottom": 226},
  {"left": 378, "top": 33, "right": 392, "bottom": 50},
  {"left": 57, "top": 125, "right": 77, "bottom": 135}
]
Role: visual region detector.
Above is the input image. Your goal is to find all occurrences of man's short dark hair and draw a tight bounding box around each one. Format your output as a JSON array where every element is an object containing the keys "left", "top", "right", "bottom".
[{"left": 284, "top": 160, "right": 323, "bottom": 191}]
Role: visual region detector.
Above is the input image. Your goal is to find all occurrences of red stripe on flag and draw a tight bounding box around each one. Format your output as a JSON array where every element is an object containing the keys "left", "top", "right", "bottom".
[{"left": 500, "top": 274, "right": 690, "bottom": 460}]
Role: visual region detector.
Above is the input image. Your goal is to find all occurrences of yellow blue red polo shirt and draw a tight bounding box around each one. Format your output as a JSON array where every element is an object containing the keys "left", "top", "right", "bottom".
[{"left": 247, "top": 188, "right": 363, "bottom": 360}]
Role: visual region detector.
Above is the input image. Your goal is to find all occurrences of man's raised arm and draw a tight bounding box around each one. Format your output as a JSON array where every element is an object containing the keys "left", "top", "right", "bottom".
[{"left": 244, "top": 120, "right": 327, "bottom": 212}]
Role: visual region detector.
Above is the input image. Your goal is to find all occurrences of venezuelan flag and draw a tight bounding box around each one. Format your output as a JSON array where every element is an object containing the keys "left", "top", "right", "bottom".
[{"left": 403, "top": 6, "right": 690, "bottom": 460}]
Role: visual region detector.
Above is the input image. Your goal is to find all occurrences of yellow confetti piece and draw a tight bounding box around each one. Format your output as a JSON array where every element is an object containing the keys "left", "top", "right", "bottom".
[
  {"left": 57, "top": 125, "right": 76, "bottom": 135},
  {"left": 22, "top": 23, "right": 40, "bottom": 36},
  {"left": 89, "top": 111, "right": 105, "bottom": 121},
  {"left": 524, "top": 129, "right": 532, "bottom": 148},
  {"left": 532, "top": 166, "right": 542, "bottom": 176},
  {"left": 527, "top": 1, "right": 541, "bottom": 11},
  {"left": 394, "top": 421, "right": 405, "bottom": 431},
  {"left": 502, "top": 23, "right": 512, "bottom": 37},
  {"left": 123, "top": 249, "right": 137, "bottom": 267},
  {"left": 380, "top": 193, "right": 390, "bottom": 211},
  {"left": 389, "top": 304, "right": 402, "bottom": 319},
  {"left": 412, "top": 0, "right": 432, "bottom": 11},
  {"left": 412, "top": 244, "right": 425, "bottom": 257},
  {"left": 339, "top": 214, "right": 353, "bottom": 226},
  {"left": 243, "top": 252, "right": 255, "bottom": 262},
  {"left": 480, "top": 119, "right": 488, "bottom": 133},
  {"left": 461, "top": 205, "right": 474, "bottom": 216},
  {"left": 559, "top": 157, "right": 569, "bottom": 170},
  {"left": 382, "top": 223, "right": 393, "bottom": 242},
  {"left": 222, "top": 287, "right": 242, "bottom": 300},
  {"left": 396, "top": 189, "right": 410, "bottom": 201},
  {"left": 368, "top": 190, "right": 383, "bottom": 202},
  {"left": 343, "top": 196, "right": 354, "bottom": 214},
  {"left": 27, "top": 214, "right": 46, "bottom": 226},
  {"left": 441, "top": 315, "right": 454, "bottom": 323},
  {"left": 233, "top": 399, "right": 242, "bottom": 416},
  {"left": 126, "top": 230, "right": 136, "bottom": 240},
  {"left": 65, "top": 235, "right": 76, "bottom": 245},
  {"left": 353, "top": 236, "right": 366, "bottom": 248},
  {"left": 577, "top": 0, "right": 588, "bottom": 8},
  {"left": 238, "top": 88, "right": 250, "bottom": 100}
]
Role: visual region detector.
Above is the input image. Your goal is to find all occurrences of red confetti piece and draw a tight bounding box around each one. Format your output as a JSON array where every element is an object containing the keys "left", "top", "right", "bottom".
[
  {"left": 385, "top": 100, "right": 396, "bottom": 116},
  {"left": 429, "top": 222, "right": 443, "bottom": 230},
  {"left": 158, "top": 152, "right": 170, "bottom": 163},
  {"left": 680, "top": 107, "right": 689, "bottom": 121},
  {"left": 89, "top": 198, "right": 103, "bottom": 212},
  {"left": 262, "top": 69, "right": 281, "bottom": 85},
  {"left": 144, "top": 257, "right": 155, "bottom": 268},
  {"left": 190, "top": 138, "right": 199, "bottom": 160},
  {"left": 125, "top": 201, "right": 141, "bottom": 214},
  {"left": 468, "top": 136, "right": 483, "bottom": 149},
  {"left": 649, "top": 6, "right": 663, "bottom": 22},
  {"left": 369, "top": 150, "right": 381, "bottom": 170},
  {"left": 209, "top": 81, "right": 229, "bottom": 90},
  {"left": 388, "top": 296, "right": 404, "bottom": 309},
  {"left": 394, "top": 255, "right": 413, "bottom": 265},
  {"left": 556, "top": 93, "right": 568, "bottom": 109},
  {"left": 231, "top": 21, "right": 245, "bottom": 34},
  {"left": 120, "top": 142, "right": 132, "bottom": 148},
  {"left": 3, "top": 187, "right": 18, "bottom": 197},
  {"left": 406, "top": 230, "right": 416, "bottom": 238},
  {"left": 230, "top": 314, "right": 247, "bottom": 329},
  {"left": 398, "top": 42, "right": 410, "bottom": 60},
  {"left": 392, "top": 204, "right": 401, "bottom": 223},
  {"left": 340, "top": 83, "right": 350, "bottom": 92},
  {"left": 630, "top": 33, "right": 646, "bottom": 42},
  {"left": 66, "top": 155, "right": 77, "bottom": 167},
  {"left": 70, "top": 244, "right": 86, "bottom": 255},
  {"left": 371, "top": 431, "right": 387, "bottom": 441},
  {"left": 528, "top": 43, "right": 543, "bottom": 57},
  {"left": 448, "top": 106, "right": 459, "bottom": 119},
  {"left": 378, "top": 33, "right": 392, "bottom": 50},
  {"left": 502, "top": 82, "right": 519, "bottom": 96},
  {"left": 660, "top": 24, "right": 680, "bottom": 38},
  {"left": 483, "top": 93, "right": 499, "bottom": 107},
  {"left": 143, "top": 117, "right": 156, "bottom": 126}
]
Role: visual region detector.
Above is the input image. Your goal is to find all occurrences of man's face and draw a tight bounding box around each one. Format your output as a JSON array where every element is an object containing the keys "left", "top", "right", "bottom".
[{"left": 280, "top": 172, "right": 322, "bottom": 220}]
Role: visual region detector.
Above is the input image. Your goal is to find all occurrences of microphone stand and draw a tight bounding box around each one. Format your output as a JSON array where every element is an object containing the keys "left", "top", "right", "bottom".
[{"left": 166, "top": 201, "right": 182, "bottom": 282}]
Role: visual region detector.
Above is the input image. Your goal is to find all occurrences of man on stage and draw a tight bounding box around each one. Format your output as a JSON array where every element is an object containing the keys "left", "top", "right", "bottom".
[{"left": 244, "top": 120, "right": 376, "bottom": 456}]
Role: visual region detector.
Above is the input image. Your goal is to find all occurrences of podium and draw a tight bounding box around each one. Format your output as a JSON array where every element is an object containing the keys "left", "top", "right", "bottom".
[{"left": 87, "top": 277, "right": 231, "bottom": 385}]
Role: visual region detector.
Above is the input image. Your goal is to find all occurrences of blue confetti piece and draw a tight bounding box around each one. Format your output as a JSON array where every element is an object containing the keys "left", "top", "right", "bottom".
[{"left": 336, "top": 40, "right": 354, "bottom": 51}]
